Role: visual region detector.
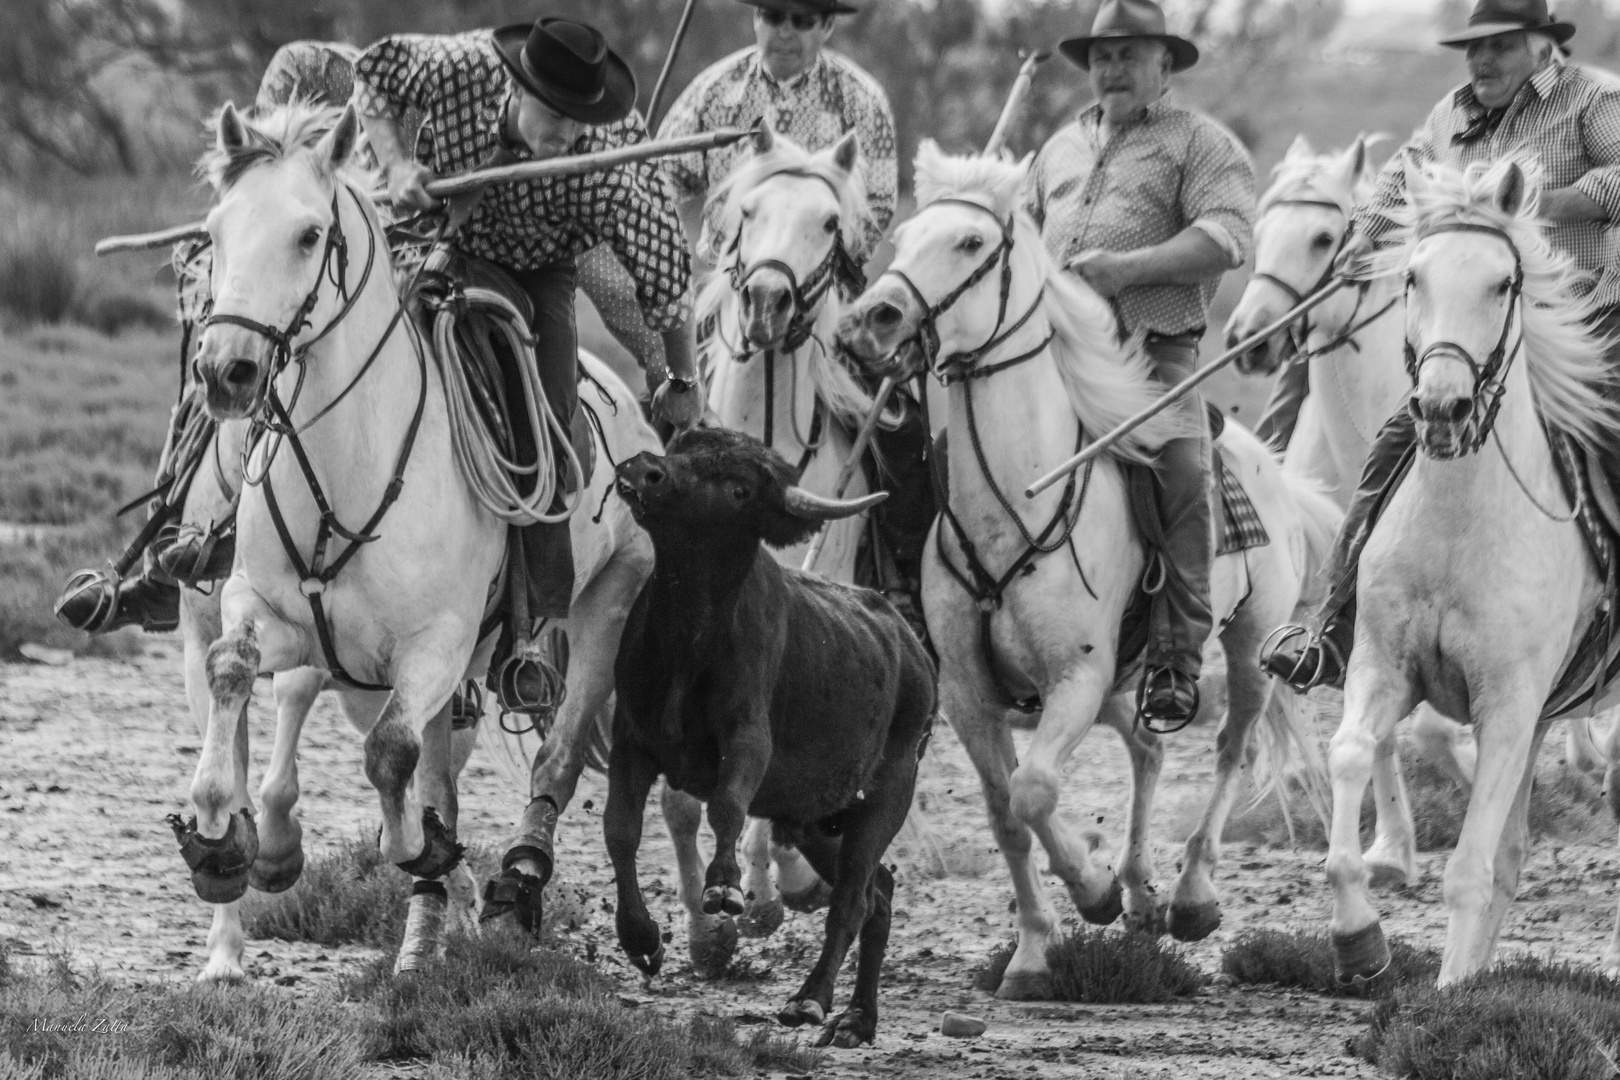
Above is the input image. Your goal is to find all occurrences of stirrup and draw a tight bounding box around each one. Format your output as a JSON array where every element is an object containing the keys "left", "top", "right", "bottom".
[
  {"left": 450, "top": 680, "right": 484, "bottom": 731},
  {"left": 493, "top": 626, "right": 570, "bottom": 733},
  {"left": 1259, "top": 623, "right": 1340, "bottom": 693},
  {"left": 56, "top": 566, "right": 121, "bottom": 633},
  {"left": 1136, "top": 666, "right": 1199, "bottom": 735}
]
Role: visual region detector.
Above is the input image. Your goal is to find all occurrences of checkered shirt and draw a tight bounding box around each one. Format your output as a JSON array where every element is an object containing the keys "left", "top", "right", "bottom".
[
  {"left": 659, "top": 47, "right": 897, "bottom": 251},
  {"left": 1024, "top": 98, "right": 1256, "bottom": 338},
  {"left": 355, "top": 31, "right": 690, "bottom": 331},
  {"left": 1358, "top": 62, "right": 1620, "bottom": 309}
]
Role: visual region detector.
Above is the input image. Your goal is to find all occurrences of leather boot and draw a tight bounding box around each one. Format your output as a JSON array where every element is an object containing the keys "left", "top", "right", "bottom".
[
  {"left": 56, "top": 569, "right": 180, "bottom": 634},
  {"left": 155, "top": 520, "right": 236, "bottom": 584}
]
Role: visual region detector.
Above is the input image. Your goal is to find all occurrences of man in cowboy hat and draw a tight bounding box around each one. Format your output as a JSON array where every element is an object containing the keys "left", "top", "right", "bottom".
[
  {"left": 1263, "top": 0, "right": 1620, "bottom": 692},
  {"left": 660, "top": 0, "right": 936, "bottom": 632},
  {"left": 1025, "top": 0, "right": 1256, "bottom": 728},
  {"left": 352, "top": 16, "right": 702, "bottom": 625}
]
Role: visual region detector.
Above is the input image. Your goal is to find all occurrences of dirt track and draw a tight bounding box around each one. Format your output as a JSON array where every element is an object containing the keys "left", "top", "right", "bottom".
[{"left": 4, "top": 643, "right": 1619, "bottom": 1079}]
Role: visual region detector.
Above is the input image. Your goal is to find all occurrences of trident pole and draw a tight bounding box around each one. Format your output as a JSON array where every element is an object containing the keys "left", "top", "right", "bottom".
[
  {"left": 647, "top": 0, "right": 701, "bottom": 135},
  {"left": 799, "top": 49, "right": 1050, "bottom": 574},
  {"left": 1022, "top": 277, "right": 1350, "bottom": 499}
]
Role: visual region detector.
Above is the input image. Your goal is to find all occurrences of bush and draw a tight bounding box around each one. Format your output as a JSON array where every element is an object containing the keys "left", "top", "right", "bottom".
[
  {"left": 1220, "top": 929, "right": 1441, "bottom": 999},
  {"left": 975, "top": 930, "right": 1208, "bottom": 1003},
  {"left": 1357, "top": 955, "right": 1620, "bottom": 1080},
  {"left": 0, "top": 210, "right": 80, "bottom": 327}
]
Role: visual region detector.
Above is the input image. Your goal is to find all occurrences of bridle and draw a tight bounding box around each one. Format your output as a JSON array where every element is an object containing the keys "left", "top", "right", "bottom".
[
  {"left": 724, "top": 167, "right": 867, "bottom": 358},
  {"left": 880, "top": 198, "right": 1054, "bottom": 385},
  {"left": 1401, "top": 220, "right": 1525, "bottom": 459},
  {"left": 200, "top": 181, "right": 427, "bottom": 691},
  {"left": 1251, "top": 197, "right": 1397, "bottom": 364}
]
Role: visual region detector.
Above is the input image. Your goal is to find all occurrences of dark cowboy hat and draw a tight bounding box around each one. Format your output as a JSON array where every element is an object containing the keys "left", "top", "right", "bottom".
[
  {"left": 1438, "top": 0, "right": 1575, "bottom": 47},
  {"left": 734, "top": 0, "right": 859, "bottom": 16},
  {"left": 492, "top": 18, "right": 637, "bottom": 125},
  {"left": 1059, "top": 0, "right": 1199, "bottom": 74}
]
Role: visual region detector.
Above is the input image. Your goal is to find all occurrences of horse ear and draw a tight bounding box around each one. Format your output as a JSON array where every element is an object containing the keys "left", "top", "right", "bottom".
[
  {"left": 830, "top": 130, "right": 860, "bottom": 176},
  {"left": 1344, "top": 135, "right": 1367, "bottom": 180},
  {"left": 216, "top": 102, "right": 247, "bottom": 154},
  {"left": 1286, "top": 132, "right": 1312, "bottom": 160},
  {"left": 320, "top": 103, "right": 361, "bottom": 168},
  {"left": 751, "top": 116, "right": 776, "bottom": 155},
  {"left": 1496, "top": 161, "right": 1527, "bottom": 216}
]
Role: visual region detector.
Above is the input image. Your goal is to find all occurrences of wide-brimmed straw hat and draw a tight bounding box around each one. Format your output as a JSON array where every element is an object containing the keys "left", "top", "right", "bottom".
[
  {"left": 734, "top": 0, "right": 858, "bottom": 16},
  {"left": 492, "top": 18, "right": 637, "bottom": 125},
  {"left": 1058, "top": 0, "right": 1199, "bottom": 74},
  {"left": 1438, "top": 0, "right": 1575, "bottom": 48}
]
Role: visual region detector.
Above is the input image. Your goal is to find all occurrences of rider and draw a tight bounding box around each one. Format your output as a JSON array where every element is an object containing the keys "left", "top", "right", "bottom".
[
  {"left": 1262, "top": 0, "right": 1620, "bottom": 692},
  {"left": 1026, "top": 0, "right": 1256, "bottom": 727},
  {"left": 658, "top": 0, "right": 936, "bottom": 628},
  {"left": 57, "top": 19, "right": 703, "bottom": 637}
]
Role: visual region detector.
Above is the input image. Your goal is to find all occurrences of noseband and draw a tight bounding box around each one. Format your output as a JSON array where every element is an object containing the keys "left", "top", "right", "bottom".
[
  {"left": 726, "top": 168, "right": 867, "bottom": 356},
  {"left": 1402, "top": 221, "right": 1525, "bottom": 458},
  {"left": 881, "top": 198, "right": 1052, "bottom": 385}
]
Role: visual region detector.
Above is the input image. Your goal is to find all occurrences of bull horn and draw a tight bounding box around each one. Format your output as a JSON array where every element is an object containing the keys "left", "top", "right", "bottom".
[{"left": 782, "top": 486, "right": 888, "bottom": 521}]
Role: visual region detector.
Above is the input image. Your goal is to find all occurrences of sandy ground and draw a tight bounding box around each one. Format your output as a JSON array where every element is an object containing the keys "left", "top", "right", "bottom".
[{"left": 4, "top": 643, "right": 1619, "bottom": 1079}]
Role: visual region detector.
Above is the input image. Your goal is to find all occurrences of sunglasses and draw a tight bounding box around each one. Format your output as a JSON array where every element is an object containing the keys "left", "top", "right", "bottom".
[{"left": 759, "top": 9, "right": 825, "bottom": 30}]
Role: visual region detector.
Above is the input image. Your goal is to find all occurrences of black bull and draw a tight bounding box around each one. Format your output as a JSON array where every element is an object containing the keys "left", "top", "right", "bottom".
[{"left": 605, "top": 426, "right": 936, "bottom": 1048}]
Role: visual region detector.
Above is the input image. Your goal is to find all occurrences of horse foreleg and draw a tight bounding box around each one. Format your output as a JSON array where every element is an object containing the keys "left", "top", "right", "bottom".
[
  {"left": 1364, "top": 728, "right": 1419, "bottom": 889},
  {"left": 363, "top": 645, "right": 461, "bottom": 873},
  {"left": 1475, "top": 723, "right": 1546, "bottom": 954},
  {"left": 737, "top": 815, "right": 786, "bottom": 937},
  {"left": 660, "top": 782, "right": 737, "bottom": 977},
  {"left": 394, "top": 698, "right": 463, "bottom": 974},
  {"left": 1012, "top": 664, "right": 1120, "bottom": 926},
  {"left": 250, "top": 669, "right": 325, "bottom": 895},
  {"left": 1438, "top": 689, "right": 1543, "bottom": 984},
  {"left": 1325, "top": 645, "right": 1417, "bottom": 985},
  {"left": 1099, "top": 692, "right": 1165, "bottom": 934}
]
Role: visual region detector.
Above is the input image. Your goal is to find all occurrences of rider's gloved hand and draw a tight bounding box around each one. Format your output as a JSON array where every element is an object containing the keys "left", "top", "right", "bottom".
[
  {"left": 651, "top": 377, "right": 702, "bottom": 432},
  {"left": 1333, "top": 230, "right": 1376, "bottom": 280},
  {"left": 387, "top": 162, "right": 441, "bottom": 212}
]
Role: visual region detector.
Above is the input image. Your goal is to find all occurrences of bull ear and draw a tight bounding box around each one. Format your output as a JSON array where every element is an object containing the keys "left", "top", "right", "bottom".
[
  {"left": 751, "top": 115, "right": 776, "bottom": 155},
  {"left": 831, "top": 129, "right": 860, "bottom": 176},
  {"left": 1495, "top": 161, "right": 1526, "bottom": 217},
  {"left": 782, "top": 486, "right": 887, "bottom": 521},
  {"left": 320, "top": 103, "right": 361, "bottom": 168},
  {"left": 217, "top": 101, "right": 248, "bottom": 154}
]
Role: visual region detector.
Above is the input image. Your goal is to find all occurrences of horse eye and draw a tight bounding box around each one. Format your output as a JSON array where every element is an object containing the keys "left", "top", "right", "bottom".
[
  {"left": 823, "top": 215, "right": 838, "bottom": 234},
  {"left": 960, "top": 235, "right": 984, "bottom": 254},
  {"left": 1497, "top": 278, "right": 1514, "bottom": 295},
  {"left": 299, "top": 226, "right": 322, "bottom": 249},
  {"left": 1311, "top": 232, "right": 1334, "bottom": 249},
  {"left": 1404, "top": 270, "right": 1416, "bottom": 289},
  {"left": 740, "top": 206, "right": 755, "bottom": 220}
]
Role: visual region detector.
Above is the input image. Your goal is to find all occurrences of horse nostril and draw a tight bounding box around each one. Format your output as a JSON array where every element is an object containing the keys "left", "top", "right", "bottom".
[
  {"left": 772, "top": 291, "right": 791, "bottom": 315},
  {"left": 1443, "top": 397, "right": 1473, "bottom": 424},
  {"left": 870, "top": 303, "right": 901, "bottom": 331},
  {"left": 222, "top": 359, "right": 258, "bottom": 389}
]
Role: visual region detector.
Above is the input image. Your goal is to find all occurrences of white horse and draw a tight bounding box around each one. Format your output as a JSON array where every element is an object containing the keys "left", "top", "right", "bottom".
[
  {"left": 838, "top": 142, "right": 1339, "bottom": 998},
  {"left": 1324, "top": 159, "right": 1620, "bottom": 985},
  {"left": 180, "top": 100, "right": 658, "bottom": 975},
  {"left": 676, "top": 125, "right": 887, "bottom": 957}
]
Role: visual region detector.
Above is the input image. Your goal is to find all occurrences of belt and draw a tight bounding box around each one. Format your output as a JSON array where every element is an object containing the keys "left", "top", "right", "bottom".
[{"left": 1144, "top": 328, "right": 1204, "bottom": 348}]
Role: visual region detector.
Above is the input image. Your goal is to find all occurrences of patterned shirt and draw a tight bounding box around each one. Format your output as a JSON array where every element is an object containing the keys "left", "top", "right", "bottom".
[
  {"left": 355, "top": 31, "right": 690, "bottom": 330},
  {"left": 1358, "top": 61, "right": 1620, "bottom": 309},
  {"left": 1024, "top": 98, "right": 1256, "bottom": 338},
  {"left": 660, "top": 46, "right": 897, "bottom": 251}
]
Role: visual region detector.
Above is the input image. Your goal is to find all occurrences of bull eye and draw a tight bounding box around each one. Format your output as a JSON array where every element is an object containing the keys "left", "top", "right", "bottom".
[{"left": 730, "top": 483, "right": 750, "bottom": 502}]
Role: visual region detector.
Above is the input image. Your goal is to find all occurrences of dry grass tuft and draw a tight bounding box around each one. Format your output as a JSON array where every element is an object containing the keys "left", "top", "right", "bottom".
[
  {"left": 975, "top": 929, "right": 1208, "bottom": 1003},
  {"left": 1220, "top": 928, "right": 1441, "bottom": 998}
]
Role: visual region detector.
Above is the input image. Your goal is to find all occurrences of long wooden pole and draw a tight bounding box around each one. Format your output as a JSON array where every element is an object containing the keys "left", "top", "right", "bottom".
[
  {"left": 1022, "top": 277, "right": 1350, "bottom": 499},
  {"left": 799, "top": 51, "right": 1049, "bottom": 573},
  {"left": 94, "top": 126, "right": 750, "bottom": 257},
  {"left": 646, "top": 0, "right": 701, "bottom": 135}
]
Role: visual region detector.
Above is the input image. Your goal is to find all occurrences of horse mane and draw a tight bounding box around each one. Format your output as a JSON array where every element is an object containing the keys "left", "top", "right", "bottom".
[
  {"left": 912, "top": 139, "right": 1180, "bottom": 462},
  {"left": 1389, "top": 158, "right": 1620, "bottom": 453},
  {"left": 197, "top": 97, "right": 378, "bottom": 193},
  {"left": 1257, "top": 134, "right": 1380, "bottom": 216},
  {"left": 697, "top": 133, "right": 879, "bottom": 429}
]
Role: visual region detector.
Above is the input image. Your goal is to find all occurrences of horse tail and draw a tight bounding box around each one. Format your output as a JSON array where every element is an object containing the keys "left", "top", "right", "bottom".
[{"left": 1278, "top": 462, "right": 1343, "bottom": 617}]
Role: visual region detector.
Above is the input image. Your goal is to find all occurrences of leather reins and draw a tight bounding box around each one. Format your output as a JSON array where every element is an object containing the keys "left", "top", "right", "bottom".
[{"left": 1401, "top": 220, "right": 1525, "bottom": 459}]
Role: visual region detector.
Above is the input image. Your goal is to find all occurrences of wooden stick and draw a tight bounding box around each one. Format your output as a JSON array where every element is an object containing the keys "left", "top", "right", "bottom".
[
  {"left": 800, "top": 52, "right": 1049, "bottom": 572},
  {"left": 95, "top": 127, "right": 750, "bottom": 257},
  {"left": 646, "top": 0, "right": 701, "bottom": 136},
  {"left": 1023, "top": 278, "right": 1351, "bottom": 499}
]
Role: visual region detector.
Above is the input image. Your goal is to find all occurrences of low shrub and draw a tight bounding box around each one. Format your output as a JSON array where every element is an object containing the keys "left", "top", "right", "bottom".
[
  {"left": 1220, "top": 928, "right": 1441, "bottom": 998},
  {"left": 974, "top": 929, "right": 1208, "bottom": 1003},
  {"left": 0, "top": 211, "right": 80, "bottom": 327},
  {"left": 1356, "top": 955, "right": 1620, "bottom": 1080}
]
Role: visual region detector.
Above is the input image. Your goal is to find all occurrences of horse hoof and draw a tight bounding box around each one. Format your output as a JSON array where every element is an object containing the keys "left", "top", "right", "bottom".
[
  {"left": 630, "top": 942, "right": 665, "bottom": 977},
  {"left": 1168, "top": 901, "right": 1222, "bottom": 942},
  {"left": 1333, "top": 922, "right": 1392, "bottom": 987},
  {"left": 1366, "top": 861, "right": 1410, "bottom": 891},
  {"left": 395, "top": 807, "right": 466, "bottom": 879},
  {"left": 248, "top": 846, "right": 305, "bottom": 894},
  {"left": 995, "top": 970, "right": 1054, "bottom": 1001},
  {"left": 1124, "top": 898, "right": 1168, "bottom": 937},
  {"left": 1077, "top": 878, "right": 1124, "bottom": 926},
  {"left": 702, "top": 885, "right": 746, "bottom": 917},
  {"left": 481, "top": 867, "right": 544, "bottom": 934},
  {"left": 197, "top": 958, "right": 245, "bottom": 983},
  {"left": 738, "top": 896, "right": 785, "bottom": 938},
  {"left": 170, "top": 809, "right": 259, "bottom": 905},
  {"left": 689, "top": 916, "right": 739, "bottom": 978},
  {"left": 782, "top": 879, "right": 833, "bottom": 914},
  {"left": 777, "top": 998, "right": 826, "bottom": 1028},
  {"left": 816, "top": 1009, "right": 876, "bottom": 1048}
]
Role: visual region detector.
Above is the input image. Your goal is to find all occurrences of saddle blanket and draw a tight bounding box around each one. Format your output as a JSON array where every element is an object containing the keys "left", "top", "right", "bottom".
[
  {"left": 1215, "top": 448, "right": 1269, "bottom": 557},
  {"left": 1539, "top": 431, "right": 1620, "bottom": 718}
]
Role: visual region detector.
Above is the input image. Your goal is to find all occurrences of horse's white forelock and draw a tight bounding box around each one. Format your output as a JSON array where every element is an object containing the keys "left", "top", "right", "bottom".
[
  {"left": 910, "top": 139, "right": 1181, "bottom": 462},
  {"left": 1258, "top": 134, "right": 1380, "bottom": 217},
  {"left": 697, "top": 133, "right": 878, "bottom": 429},
  {"left": 1391, "top": 158, "right": 1620, "bottom": 453},
  {"left": 197, "top": 97, "right": 378, "bottom": 195}
]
